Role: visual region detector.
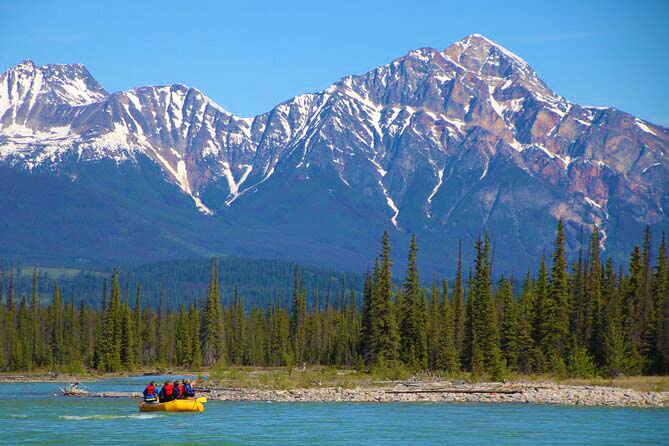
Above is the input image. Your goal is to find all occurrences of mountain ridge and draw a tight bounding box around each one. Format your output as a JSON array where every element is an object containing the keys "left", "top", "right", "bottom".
[{"left": 1, "top": 34, "right": 667, "bottom": 274}]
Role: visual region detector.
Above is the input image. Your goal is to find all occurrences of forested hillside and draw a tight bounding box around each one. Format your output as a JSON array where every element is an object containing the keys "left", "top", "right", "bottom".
[
  {"left": 4, "top": 257, "right": 364, "bottom": 309},
  {"left": 1, "top": 223, "right": 668, "bottom": 378}
]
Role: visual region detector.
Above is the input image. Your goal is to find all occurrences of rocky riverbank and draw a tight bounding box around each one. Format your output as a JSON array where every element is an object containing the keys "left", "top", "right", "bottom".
[
  {"left": 59, "top": 380, "right": 669, "bottom": 408},
  {"left": 202, "top": 381, "right": 669, "bottom": 407}
]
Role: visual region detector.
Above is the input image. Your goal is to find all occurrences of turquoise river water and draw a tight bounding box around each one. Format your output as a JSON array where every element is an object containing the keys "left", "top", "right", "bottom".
[{"left": 1, "top": 376, "right": 668, "bottom": 445}]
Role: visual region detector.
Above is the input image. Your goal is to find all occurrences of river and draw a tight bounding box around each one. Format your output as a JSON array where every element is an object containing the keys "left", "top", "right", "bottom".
[{"left": 1, "top": 376, "right": 668, "bottom": 445}]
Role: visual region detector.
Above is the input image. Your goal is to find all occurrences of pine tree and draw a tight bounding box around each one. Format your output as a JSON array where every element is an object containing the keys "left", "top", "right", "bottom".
[
  {"left": 427, "top": 282, "right": 440, "bottom": 369},
  {"left": 156, "top": 293, "right": 169, "bottom": 366},
  {"left": 639, "top": 226, "right": 656, "bottom": 368},
  {"left": 29, "top": 269, "right": 42, "bottom": 367},
  {"left": 93, "top": 280, "right": 109, "bottom": 370},
  {"left": 16, "top": 295, "right": 31, "bottom": 370},
  {"left": 659, "top": 264, "right": 669, "bottom": 374},
  {"left": 104, "top": 272, "right": 123, "bottom": 372},
  {"left": 4, "top": 272, "right": 23, "bottom": 371},
  {"left": 435, "top": 279, "right": 459, "bottom": 372},
  {"left": 624, "top": 246, "right": 645, "bottom": 373},
  {"left": 651, "top": 233, "right": 667, "bottom": 372},
  {"left": 468, "top": 235, "right": 503, "bottom": 378},
  {"left": 49, "top": 284, "right": 65, "bottom": 365},
  {"left": 602, "top": 258, "right": 626, "bottom": 376},
  {"left": 132, "top": 287, "right": 143, "bottom": 368},
  {"left": 63, "top": 298, "right": 82, "bottom": 370},
  {"left": 570, "top": 230, "right": 587, "bottom": 349},
  {"left": 371, "top": 231, "right": 400, "bottom": 364},
  {"left": 548, "top": 220, "right": 569, "bottom": 373},
  {"left": 533, "top": 255, "right": 550, "bottom": 372},
  {"left": 586, "top": 228, "right": 605, "bottom": 365},
  {"left": 79, "top": 299, "right": 94, "bottom": 366},
  {"left": 290, "top": 268, "right": 307, "bottom": 364},
  {"left": 400, "top": 235, "right": 427, "bottom": 368},
  {"left": 120, "top": 297, "right": 135, "bottom": 370},
  {"left": 202, "top": 258, "right": 224, "bottom": 366},
  {"left": 452, "top": 241, "right": 466, "bottom": 361},
  {"left": 231, "top": 287, "right": 245, "bottom": 364},
  {"left": 189, "top": 302, "right": 203, "bottom": 369},
  {"left": 497, "top": 277, "right": 518, "bottom": 371},
  {"left": 417, "top": 288, "right": 428, "bottom": 368},
  {"left": 516, "top": 271, "right": 536, "bottom": 374}
]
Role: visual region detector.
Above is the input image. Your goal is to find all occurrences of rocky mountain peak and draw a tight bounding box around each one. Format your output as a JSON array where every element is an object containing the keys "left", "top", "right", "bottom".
[
  {"left": 0, "top": 60, "right": 108, "bottom": 133},
  {"left": 446, "top": 34, "right": 530, "bottom": 72},
  {"left": 442, "top": 34, "right": 560, "bottom": 105},
  {"left": 14, "top": 59, "right": 37, "bottom": 71}
]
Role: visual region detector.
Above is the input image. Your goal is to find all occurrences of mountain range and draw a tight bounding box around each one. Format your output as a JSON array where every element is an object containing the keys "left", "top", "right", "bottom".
[{"left": 1, "top": 34, "right": 667, "bottom": 274}]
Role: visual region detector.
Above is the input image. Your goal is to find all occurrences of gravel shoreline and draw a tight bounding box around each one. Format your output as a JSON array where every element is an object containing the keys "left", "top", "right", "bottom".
[
  {"left": 53, "top": 380, "right": 669, "bottom": 408},
  {"left": 203, "top": 381, "right": 669, "bottom": 407}
]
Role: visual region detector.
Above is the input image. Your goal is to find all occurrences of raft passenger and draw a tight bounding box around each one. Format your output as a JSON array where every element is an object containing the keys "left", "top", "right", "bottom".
[
  {"left": 143, "top": 381, "right": 158, "bottom": 403},
  {"left": 183, "top": 380, "right": 195, "bottom": 398},
  {"left": 158, "top": 380, "right": 176, "bottom": 403},
  {"left": 174, "top": 380, "right": 185, "bottom": 399}
]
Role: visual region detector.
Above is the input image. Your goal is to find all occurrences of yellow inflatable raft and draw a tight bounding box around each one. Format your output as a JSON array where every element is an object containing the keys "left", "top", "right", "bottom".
[{"left": 139, "top": 397, "right": 207, "bottom": 413}]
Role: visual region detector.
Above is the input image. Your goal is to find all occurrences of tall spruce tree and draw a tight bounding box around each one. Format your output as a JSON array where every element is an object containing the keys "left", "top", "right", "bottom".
[
  {"left": 202, "top": 259, "right": 224, "bottom": 366},
  {"left": 516, "top": 271, "right": 537, "bottom": 373},
  {"left": 436, "top": 279, "right": 459, "bottom": 372},
  {"left": 602, "top": 258, "right": 626, "bottom": 376},
  {"left": 290, "top": 268, "right": 307, "bottom": 364},
  {"left": 654, "top": 234, "right": 669, "bottom": 373},
  {"left": 533, "top": 255, "right": 550, "bottom": 372},
  {"left": 371, "top": 231, "right": 400, "bottom": 364},
  {"left": 105, "top": 272, "right": 123, "bottom": 372},
  {"left": 49, "top": 284, "right": 65, "bottom": 365},
  {"left": 468, "top": 235, "right": 503, "bottom": 378},
  {"left": 400, "top": 235, "right": 427, "bottom": 368},
  {"left": 586, "top": 228, "right": 605, "bottom": 365},
  {"left": 497, "top": 277, "right": 518, "bottom": 371},
  {"left": 624, "top": 246, "right": 645, "bottom": 373},
  {"left": 547, "top": 220, "right": 569, "bottom": 374},
  {"left": 452, "top": 241, "right": 466, "bottom": 362}
]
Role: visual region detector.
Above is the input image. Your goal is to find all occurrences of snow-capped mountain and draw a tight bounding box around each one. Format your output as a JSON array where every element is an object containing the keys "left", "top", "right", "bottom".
[{"left": 1, "top": 34, "right": 667, "bottom": 272}]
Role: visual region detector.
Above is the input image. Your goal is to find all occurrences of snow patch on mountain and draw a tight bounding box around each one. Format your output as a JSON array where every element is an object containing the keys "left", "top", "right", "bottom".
[
  {"left": 152, "top": 149, "right": 213, "bottom": 215},
  {"left": 427, "top": 167, "right": 444, "bottom": 215},
  {"left": 635, "top": 119, "right": 657, "bottom": 136}
]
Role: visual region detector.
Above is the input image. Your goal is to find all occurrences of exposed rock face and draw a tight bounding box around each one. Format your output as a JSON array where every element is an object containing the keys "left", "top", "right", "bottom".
[{"left": 1, "top": 34, "right": 667, "bottom": 272}]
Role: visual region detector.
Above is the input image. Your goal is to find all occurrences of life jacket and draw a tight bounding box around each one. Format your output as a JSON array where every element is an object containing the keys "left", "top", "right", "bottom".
[
  {"left": 145, "top": 385, "right": 155, "bottom": 395},
  {"left": 164, "top": 384, "right": 174, "bottom": 396},
  {"left": 184, "top": 383, "right": 194, "bottom": 395},
  {"left": 177, "top": 385, "right": 184, "bottom": 397}
]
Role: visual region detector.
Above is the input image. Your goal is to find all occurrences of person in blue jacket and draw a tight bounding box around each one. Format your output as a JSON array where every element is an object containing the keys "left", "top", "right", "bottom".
[
  {"left": 183, "top": 380, "right": 195, "bottom": 398},
  {"left": 142, "top": 381, "right": 159, "bottom": 403}
]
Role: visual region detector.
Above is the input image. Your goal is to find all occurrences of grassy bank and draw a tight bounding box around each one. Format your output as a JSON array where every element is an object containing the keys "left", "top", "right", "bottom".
[
  {"left": 2, "top": 367, "right": 667, "bottom": 393},
  {"left": 204, "top": 366, "right": 669, "bottom": 393}
]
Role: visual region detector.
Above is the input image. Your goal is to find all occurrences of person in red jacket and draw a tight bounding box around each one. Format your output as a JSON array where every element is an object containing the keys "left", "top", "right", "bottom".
[
  {"left": 158, "top": 380, "right": 176, "bottom": 403},
  {"left": 174, "top": 380, "right": 185, "bottom": 399},
  {"left": 143, "top": 381, "right": 158, "bottom": 403}
]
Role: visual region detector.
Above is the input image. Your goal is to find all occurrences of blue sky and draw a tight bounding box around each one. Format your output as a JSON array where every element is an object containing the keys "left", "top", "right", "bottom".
[{"left": 1, "top": 0, "right": 667, "bottom": 125}]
